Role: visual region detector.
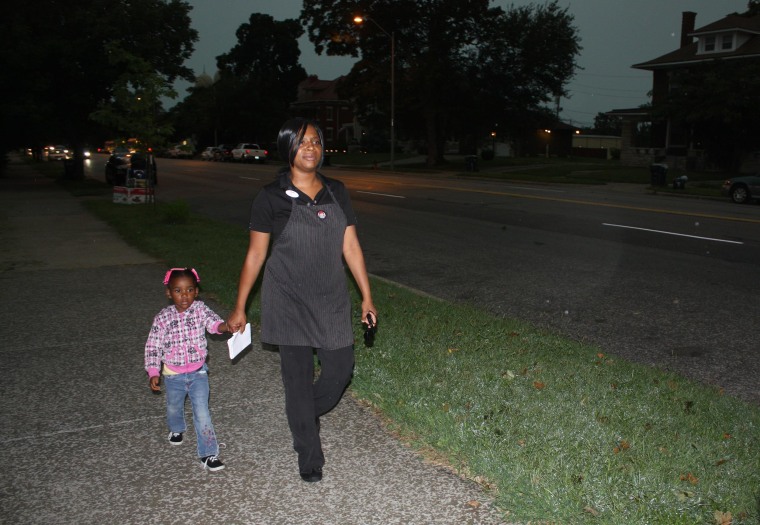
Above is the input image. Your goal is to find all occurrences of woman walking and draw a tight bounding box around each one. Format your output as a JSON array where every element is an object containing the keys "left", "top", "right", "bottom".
[{"left": 227, "top": 118, "right": 377, "bottom": 482}]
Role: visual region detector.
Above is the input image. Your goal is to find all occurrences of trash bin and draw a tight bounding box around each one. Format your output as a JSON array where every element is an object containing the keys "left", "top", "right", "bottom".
[
  {"left": 649, "top": 163, "right": 668, "bottom": 186},
  {"left": 62, "top": 158, "right": 77, "bottom": 179},
  {"left": 673, "top": 175, "right": 688, "bottom": 189},
  {"left": 465, "top": 155, "right": 478, "bottom": 172}
]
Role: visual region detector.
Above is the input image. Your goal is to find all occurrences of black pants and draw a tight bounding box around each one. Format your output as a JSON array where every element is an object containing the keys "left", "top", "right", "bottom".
[{"left": 278, "top": 344, "right": 354, "bottom": 472}]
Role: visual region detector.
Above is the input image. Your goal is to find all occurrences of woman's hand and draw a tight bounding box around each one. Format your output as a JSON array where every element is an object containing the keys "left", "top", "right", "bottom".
[
  {"left": 227, "top": 309, "right": 247, "bottom": 334},
  {"left": 362, "top": 302, "right": 378, "bottom": 328}
]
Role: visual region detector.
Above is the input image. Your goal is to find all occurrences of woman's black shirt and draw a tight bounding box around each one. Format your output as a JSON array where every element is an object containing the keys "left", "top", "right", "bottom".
[{"left": 248, "top": 170, "right": 357, "bottom": 243}]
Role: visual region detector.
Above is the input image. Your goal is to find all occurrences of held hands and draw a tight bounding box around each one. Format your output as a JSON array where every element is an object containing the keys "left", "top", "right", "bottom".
[{"left": 227, "top": 309, "right": 248, "bottom": 334}]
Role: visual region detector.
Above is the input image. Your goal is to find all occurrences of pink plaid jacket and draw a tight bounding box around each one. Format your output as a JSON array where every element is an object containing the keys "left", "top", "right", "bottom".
[{"left": 144, "top": 300, "right": 224, "bottom": 378}]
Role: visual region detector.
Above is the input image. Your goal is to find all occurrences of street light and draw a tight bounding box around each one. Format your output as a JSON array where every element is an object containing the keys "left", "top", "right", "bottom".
[{"left": 353, "top": 15, "right": 395, "bottom": 171}]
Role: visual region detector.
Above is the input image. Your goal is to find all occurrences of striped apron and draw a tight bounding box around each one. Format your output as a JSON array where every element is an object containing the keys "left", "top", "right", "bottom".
[{"left": 260, "top": 187, "right": 353, "bottom": 350}]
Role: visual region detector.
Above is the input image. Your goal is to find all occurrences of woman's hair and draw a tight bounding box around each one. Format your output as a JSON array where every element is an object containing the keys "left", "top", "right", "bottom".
[{"left": 277, "top": 117, "right": 324, "bottom": 168}]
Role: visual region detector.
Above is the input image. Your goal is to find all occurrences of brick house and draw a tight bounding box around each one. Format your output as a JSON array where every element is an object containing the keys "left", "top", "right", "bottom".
[
  {"left": 609, "top": 10, "right": 760, "bottom": 169},
  {"left": 289, "top": 75, "right": 359, "bottom": 150}
]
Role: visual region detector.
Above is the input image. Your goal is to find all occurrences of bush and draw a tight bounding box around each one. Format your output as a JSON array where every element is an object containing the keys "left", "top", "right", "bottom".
[{"left": 481, "top": 149, "right": 495, "bottom": 161}]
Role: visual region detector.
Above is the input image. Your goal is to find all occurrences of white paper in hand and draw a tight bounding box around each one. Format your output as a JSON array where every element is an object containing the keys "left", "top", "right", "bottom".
[{"left": 227, "top": 323, "right": 251, "bottom": 359}]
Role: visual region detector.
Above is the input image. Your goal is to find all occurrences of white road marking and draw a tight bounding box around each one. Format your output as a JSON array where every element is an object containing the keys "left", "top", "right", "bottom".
[
  {"left": 603, "top": 223, "right": 743, "bottom": 245},
  {"left": 357, "top": 190, "right": 406, "bottom": 199},
  {"left": 509, "top": 185, "right": 565, "bottom": 193}
]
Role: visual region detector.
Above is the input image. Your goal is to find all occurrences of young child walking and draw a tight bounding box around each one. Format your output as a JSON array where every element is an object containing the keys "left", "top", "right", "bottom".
[{"left": 144, "top": 267, "right": 229, "bottom": 471}]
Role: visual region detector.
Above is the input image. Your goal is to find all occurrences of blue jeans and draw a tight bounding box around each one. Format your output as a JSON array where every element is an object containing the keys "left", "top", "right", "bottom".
[{"left": 164, "top": 364, "right": 219, "bottom": 458}]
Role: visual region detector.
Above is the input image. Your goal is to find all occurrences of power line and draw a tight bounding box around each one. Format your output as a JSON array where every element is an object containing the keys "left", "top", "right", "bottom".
[
  {"left": 573, "top": 71, "right": 649, "bottom": 79},
  {"left": 568, "top": 90, "right": 648, "bottom": 100},
  {"left": 569, "top": 82, "right": 646, "bottom": 93}
]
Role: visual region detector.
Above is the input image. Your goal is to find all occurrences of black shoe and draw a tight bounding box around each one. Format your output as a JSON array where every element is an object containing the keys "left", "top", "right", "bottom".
[
  {"left": 299, "top": 467, "right": 323, "bottom": 482},
  {"left": 168, "top": 432, "right": 183, "bottom": 445},
  {"left": 200, "top": 455, "right": 225, "bottom": 472}
]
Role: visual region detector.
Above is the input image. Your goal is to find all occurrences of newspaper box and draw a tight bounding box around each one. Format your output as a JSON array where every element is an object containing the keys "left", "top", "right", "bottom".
[{"left": 112, "top": 186, "right": 152, "bottom": 204}]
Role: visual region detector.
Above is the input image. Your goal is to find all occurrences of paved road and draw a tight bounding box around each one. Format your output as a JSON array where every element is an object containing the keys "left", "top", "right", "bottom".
[
  {"left": 0, "top": 157, "right": 512, "bottom": 524},
  {"left": 116, "top": 156, "right": 760, "bottom": 405}
]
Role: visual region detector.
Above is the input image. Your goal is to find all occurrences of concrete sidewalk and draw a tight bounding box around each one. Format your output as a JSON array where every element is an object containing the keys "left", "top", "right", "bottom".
[{"left": 0, "top": 156, "right": 510, "bottom": 524}]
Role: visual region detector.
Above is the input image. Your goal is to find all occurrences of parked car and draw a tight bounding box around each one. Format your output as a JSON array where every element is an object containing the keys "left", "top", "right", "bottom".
[
  {"left": 164, "top": 144, "right": 195, "bottom": 158},
  {"left": 105, "top": 150, "right": 157, "bottom": 186},
  {"left": 201, "top": 147, "right": 221, "bottom": 161},
  {"left": 722, "top": 173, "right": 760, "bottom": 204},
  {"left": 231, "top": 143, "right": 268, "bottom": 163},
  {"left": 217, "top": 144, "right": 234, "bottom": 162},
  {"left": 46, "top": 145, "right": 70, "bottom": 161}
]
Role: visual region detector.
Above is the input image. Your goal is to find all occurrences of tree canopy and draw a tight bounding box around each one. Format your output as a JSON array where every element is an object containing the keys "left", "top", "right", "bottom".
[
  {"left": 592, "top": 113, "right": 623, "bottom": 136},
  {"left": 300, "top": 0, "right": 580, "bottom": 166},
  {"left": 0, "top": 0, "right": 197, "bottom": 161},
  {"left": 180, "top": 13, "right": 308, "bottom": 146}
]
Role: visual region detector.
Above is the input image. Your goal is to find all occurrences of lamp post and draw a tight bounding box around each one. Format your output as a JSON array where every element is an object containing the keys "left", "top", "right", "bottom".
[{"left": 353, "top": 15, "right": 394, "bottom": 171}]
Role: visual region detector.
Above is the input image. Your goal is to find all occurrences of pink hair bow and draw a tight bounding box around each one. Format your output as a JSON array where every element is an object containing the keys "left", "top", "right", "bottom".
[{"left": 163, "top": 268, "right": 201, "bottom": 285}]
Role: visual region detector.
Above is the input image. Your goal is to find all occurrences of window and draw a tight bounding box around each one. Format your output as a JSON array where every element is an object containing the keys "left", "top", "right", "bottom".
[
  {"left": 704, "top": 35, "right": 715, "bottom": 52},
  {"left": 721, "top": 34, "right": 733, "bottom": 50}
]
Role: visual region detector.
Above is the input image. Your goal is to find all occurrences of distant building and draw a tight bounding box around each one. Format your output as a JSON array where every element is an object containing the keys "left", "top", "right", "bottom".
[
  {"left": 610, "top": 10, "right": 760, "bottom": 169},
  {"left": 572, "top": 134, "right": 621, "bottom": 159},
  {"left": 289, "top": 75, "right": 358, "bottom": 149}
]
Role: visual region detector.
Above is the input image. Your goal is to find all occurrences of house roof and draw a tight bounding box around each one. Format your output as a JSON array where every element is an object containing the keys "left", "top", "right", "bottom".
[
  {"left": 293, "top": 75, "right": 346, "bottom": 104},
  {"left": 605, "top": 108, "right": 650, "bottom": 118},
  {"left": 694, "top": 14, "right": 760, "bottom": 35},
  {"left": 633, "top": 14, "right": 760, "bottom": 70}
]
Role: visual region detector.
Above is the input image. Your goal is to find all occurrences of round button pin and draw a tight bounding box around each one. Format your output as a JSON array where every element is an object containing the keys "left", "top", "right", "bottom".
[{"left": 285, "top": 189, "right": 299, "bottom": 198}]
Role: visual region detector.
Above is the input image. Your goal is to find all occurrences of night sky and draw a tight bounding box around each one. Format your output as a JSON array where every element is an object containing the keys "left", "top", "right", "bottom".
[{"left": 181, "top": 0, "right": 749, "bottom": 126}]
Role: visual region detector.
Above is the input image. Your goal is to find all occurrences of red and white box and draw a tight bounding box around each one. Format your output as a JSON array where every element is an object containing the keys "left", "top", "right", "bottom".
[{"left": 113, "top": 186, "right": 152, "bottom": 204}]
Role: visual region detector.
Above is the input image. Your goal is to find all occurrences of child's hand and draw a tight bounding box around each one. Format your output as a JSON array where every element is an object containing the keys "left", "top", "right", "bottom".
[{"left": 149, "top": 376, "right": 161, "bottom": 392}]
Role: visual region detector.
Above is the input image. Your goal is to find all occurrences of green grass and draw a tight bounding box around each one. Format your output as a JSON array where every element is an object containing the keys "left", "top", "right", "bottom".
[
  {"left": 328, "top": 153, "right": 731, "bottom": 198},
  {"left": 349, "top": 289, "right": 759, "bottom": 523},
  {"left": 49, "top": 166, "right": 758, "bottom": 524}
]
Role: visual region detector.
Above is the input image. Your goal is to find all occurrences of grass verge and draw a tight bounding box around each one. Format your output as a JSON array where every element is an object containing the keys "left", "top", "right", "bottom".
[{"left": 73, "top": 179, "right": 759, "bottom": 524}]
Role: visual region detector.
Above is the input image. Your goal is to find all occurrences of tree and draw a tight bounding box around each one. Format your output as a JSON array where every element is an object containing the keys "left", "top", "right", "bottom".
[
  {"left": 206, "top": 14, "right": 308, "bottom": 145},
  {"left": 90, "top": 44, "right": 178, "bottom": 150},
  {"left": 746, "top": 0, "right": 760, "bottom": 15},
  {"left": 592, "top": 113, "right": 622, "bottom": 136},
  {"left": 300, "top": 0, "right": 580, "bottom": 167},
  {"left": 166, "top": 72, "right": 220, "bottom": 148},
  {"left": 0, "top": 0, "right": 197, "bottom": 174}
]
